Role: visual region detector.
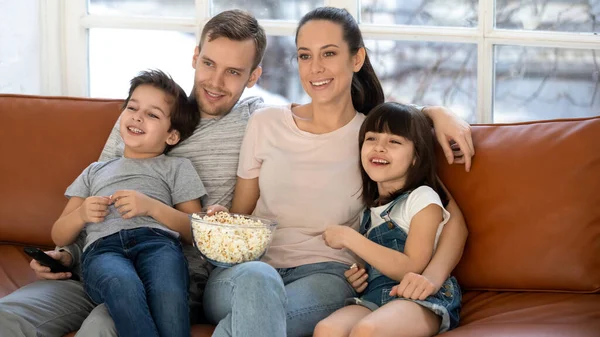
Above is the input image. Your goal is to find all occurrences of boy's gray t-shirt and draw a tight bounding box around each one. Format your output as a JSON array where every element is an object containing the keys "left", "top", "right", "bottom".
[{"left": 65, "top": 154, "right": 206, "bottom": 251}]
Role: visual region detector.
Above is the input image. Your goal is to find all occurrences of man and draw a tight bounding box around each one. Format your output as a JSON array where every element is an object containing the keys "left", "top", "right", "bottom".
[{"left": 0, "top": 9, "right": 473, "bottom": 337}]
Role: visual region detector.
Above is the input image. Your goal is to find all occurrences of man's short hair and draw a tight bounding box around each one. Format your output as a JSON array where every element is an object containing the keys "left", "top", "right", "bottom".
[{"left": 199, "top": 10, "right": 267, "bottom": 70}]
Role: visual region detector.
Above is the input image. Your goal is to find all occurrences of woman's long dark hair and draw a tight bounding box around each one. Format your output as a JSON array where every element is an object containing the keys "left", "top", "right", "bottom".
[
  {"left": 359, "top": 102, "right": 448, "bottom": 207},
  {"left": 295, "top": 7, "right": 384, "bottom": 114}
]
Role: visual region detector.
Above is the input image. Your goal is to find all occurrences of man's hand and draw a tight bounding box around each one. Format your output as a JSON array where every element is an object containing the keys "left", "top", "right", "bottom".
[
  {"left": 389, "top": 272, "right": 439, "bottom": 300},
  {"left": 30, "top": 250, "right": 73, "bottom": 280},
  {"left": 79, "top": 196, "right": 110, "bottom": 223},
  {"left": 345, "top": 264, "right": 368, "bottom": 293},
  {"left": 424, "top": 106, "right": 475, "bottom": 172},
  {"left": 206, "top": 204, "right": 229, "bottom": 215},
  {"left": 111, "top": 190, "right": 157, "bottom": 219},
  {"left": 322, "top": 225, "right": 353, "bottom": 250}
]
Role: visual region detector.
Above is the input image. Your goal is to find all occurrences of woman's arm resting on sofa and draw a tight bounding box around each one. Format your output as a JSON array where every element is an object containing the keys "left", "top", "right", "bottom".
[
  {"left": 423, "top": 105, "right": 474, "bottom": 172},
  {"left": 391, "top": 191, "right": 468, "bottom": 300}
]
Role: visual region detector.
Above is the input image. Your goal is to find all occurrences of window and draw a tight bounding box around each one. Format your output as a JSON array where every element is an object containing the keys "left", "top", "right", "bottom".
[
  {"left": 0, "top": 0, "right": 41, "bottom": 95},
  {"left": 52, "top": 1, "right": 599, "bottom": 122}
]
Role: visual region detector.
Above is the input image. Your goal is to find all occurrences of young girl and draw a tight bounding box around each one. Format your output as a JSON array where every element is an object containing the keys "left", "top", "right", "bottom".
[
  {"left": 316, "top": 102, "right": 462, "bottom": 337},
  {"left": 51, "top": 70, "right": 205, "bottom": 337}
]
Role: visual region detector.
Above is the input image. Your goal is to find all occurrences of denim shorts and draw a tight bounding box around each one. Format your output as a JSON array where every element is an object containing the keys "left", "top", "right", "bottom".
[{"left": 346, "top": 275, "right": 461, "bottom": 333}]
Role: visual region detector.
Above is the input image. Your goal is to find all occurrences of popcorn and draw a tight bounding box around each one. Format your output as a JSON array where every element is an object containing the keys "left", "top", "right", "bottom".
[{"left": 191, "top": 212, "right": 275, "bottom": 265}]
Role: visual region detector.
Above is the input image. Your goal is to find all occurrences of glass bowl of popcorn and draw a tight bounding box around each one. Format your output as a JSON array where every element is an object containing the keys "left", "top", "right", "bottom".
[{"left": 190, "top": 212, "right": 277, "bottom": 268}]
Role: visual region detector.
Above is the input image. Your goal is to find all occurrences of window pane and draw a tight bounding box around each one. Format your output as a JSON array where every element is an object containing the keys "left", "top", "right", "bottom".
[
  {"left": 89, "top": 29, "right": 196, "bottom": 98},
  {"left": 496, "top": 0, "right": 599, "bottom": 32},
  {"left": 494, "top": 45, "right": 600, "bottom": 123},
  {"left": 211, "top": 0, "right": 324, "bottom": 20},
  {"left": 241, "top": 36, "right": 306, "bottom": 105},
  {"left": 366, "top": 40, "right": 477, "bottom": 122},
  {"left": 88, "top": 0, "right": 195, "bottom": 17},
  {"left": 89, "top": 29, "right": 298, "bottom": 106},
  {"left": 361, "top": 0, "right": 478, "bottom": 27}
]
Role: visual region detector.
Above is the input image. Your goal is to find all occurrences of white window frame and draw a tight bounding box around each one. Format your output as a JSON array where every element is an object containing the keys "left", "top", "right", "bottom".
[{"left": 42, "top": 0, "right": 600, "bottom": 123}]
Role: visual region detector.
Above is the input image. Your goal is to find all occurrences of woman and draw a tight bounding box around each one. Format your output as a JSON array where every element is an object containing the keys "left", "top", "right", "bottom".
[{"left": 203, "top": 7, "right": 469, "bottom": 337}]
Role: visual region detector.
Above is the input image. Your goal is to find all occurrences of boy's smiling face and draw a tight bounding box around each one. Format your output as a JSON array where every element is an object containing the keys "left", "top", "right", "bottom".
[{"left": 119, "top": 84, "right": 181, "bottom": 158}]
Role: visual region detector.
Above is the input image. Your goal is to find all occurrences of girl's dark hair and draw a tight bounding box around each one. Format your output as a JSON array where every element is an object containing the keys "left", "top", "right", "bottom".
[
  {"left": 123, "top": 69, "right": 199, "bottom": 154},
  {"left": 359, "top": 102, "right": 448, "bottom": 207},
  {"left": 295, "top": 7, "right": 384, "bottom": 114}
]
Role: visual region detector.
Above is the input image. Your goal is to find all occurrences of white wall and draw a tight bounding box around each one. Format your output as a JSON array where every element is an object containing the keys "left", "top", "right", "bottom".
[{"left": 0, "top": 0, "right": 41, "bottom": 95}]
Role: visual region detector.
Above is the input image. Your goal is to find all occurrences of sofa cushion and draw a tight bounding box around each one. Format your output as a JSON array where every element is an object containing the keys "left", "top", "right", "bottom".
[
  {"left": 0, "top": 95, "right": 122, "bottom": 247},
  {"left": 438, "top": 116, "right": 600, "bottom": 292},
  {"left": 0, "top": 245, "right": 38, "bottom": 297},
  {"left": 442, "top": 291, "right": 600, "bottom": 336}
]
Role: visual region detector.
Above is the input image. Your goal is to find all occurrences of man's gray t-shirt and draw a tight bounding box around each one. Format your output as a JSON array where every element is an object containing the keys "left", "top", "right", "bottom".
[{"left": 65, "top": 155, "right": 206, "bottom": 251}]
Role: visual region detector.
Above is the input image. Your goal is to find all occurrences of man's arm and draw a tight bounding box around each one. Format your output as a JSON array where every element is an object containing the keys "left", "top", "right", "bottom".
[{"left": 421, "top": 105, "right": 475, "bottom": 172}]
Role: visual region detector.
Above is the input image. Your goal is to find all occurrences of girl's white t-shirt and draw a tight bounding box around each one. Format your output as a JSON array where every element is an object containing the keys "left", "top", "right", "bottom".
[
  {"left": 237, "top": 105, "right": 366, "bottom": 268},
  {"left": 369, "top": 186, "right": 451, "bottom": 250}
]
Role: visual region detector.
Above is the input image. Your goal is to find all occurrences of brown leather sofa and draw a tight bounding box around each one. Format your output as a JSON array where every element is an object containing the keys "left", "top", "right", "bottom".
[{"left": 1, "top": 94, "right": 598, "bottom": 336}]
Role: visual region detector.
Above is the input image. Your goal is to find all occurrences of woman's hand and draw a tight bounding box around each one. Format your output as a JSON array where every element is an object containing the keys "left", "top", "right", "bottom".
[
  {"left": 389, "top": 272, "right": 440, "bottom": 300},
  {"left": 345, "top": 264, "right": 368, "bottom": 293},
  {"left": 424, "top": 106, "right": 475, "bottom": 172}
]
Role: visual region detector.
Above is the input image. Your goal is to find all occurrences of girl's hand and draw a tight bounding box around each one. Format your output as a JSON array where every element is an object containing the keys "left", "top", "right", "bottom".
[
  {"left": 111, "top": 190, "right": 156, "bottom": 219},
  {"left": 389, "top": 272, "right": 439, "bottom": 300},
  {"left": 345, "top": 264, "right": 368, "bottom": 293},
  {"left": 79, "top": 196, "right": 110, "bottom": 223},
  {"left": 206, "top": 204, "right": 229, "bottom": 215},
  {"left": 322, "top": 225, "right": 352, "bottom": 249}
]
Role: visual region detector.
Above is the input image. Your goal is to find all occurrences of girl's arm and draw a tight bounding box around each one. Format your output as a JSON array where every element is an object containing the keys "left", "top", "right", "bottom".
[
  {"left": 51, "top": 196, "right": 110, "bottom": 247},
  {"left": 230, "top": 177, "right": 260, "bottom": 215},
  {"left": 110, "top": 190, "right": 202, "bottom": 244},
  {"left": 326, "top": 204, "right": 443, "bottom": 282}
]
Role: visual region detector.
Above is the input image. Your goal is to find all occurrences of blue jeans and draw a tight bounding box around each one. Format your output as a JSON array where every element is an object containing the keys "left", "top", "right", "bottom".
[
  {"left": 82, "top": 227, "right": 190, "bottom": 337},
  {"left": 203, "top": 261, "right": 356, "bottom": 337}
]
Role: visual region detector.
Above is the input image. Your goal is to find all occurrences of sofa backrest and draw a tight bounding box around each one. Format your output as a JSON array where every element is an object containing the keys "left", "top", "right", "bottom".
[
  {"left": 438, "top": 116, "right": 600, "bottom": 293},
  {"left": 0, "top": 94, "right": 122, "bottom": 247},
  {"left": 0, "top": 94, "right": 598, "bottom": 294}
]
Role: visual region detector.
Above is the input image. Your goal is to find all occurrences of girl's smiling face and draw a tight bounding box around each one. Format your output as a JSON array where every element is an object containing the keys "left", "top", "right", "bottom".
[{"left": 361, "top": 131, "right": 416, "bottom": 197}]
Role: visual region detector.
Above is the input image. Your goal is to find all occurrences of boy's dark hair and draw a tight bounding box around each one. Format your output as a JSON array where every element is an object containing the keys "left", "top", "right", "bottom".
[
  {"left": 123, "top": 69, "right": 198, "bottom": 153},
  {"left": 199, "top": 10, "right": 267, "bottom": 71},
  {"left": 296, "top": 7, "right": 384, "bottom": 114},
  {"left": 359, "top": 102, "right": 448, "bottom": 207}
]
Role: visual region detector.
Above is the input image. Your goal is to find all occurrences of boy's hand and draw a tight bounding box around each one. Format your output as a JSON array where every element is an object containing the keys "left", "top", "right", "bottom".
[
  {"left": 111, "top": 190, "right": 156, "bottom": 219},
  {"left": 322, "top": 225, "right": 352, "bottom": 249},
  {"left": 30, "top": 250, "right": 73, "bottom": 280},
  {"left": 345, "top": 264, "right": 368, "bottom": 293},
  {"left": 206, "top": 204, "right": 229, "bottom": 215},
  {"left": 389, "top": 272, "right": 438, "bottom": 300},
  {"left": 79, "top": 196, "right": 110, "bottom": 223}
]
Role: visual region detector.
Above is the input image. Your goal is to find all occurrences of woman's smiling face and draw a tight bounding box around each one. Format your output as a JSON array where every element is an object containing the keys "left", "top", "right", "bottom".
[{"left": 295, "top": 20, "right": 363, "bottom": 105}]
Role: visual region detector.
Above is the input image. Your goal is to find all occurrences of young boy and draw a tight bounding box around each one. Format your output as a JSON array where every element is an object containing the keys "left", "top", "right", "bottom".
[{"left": 50, "top": 70, "right": 205, "bottom": 337}]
